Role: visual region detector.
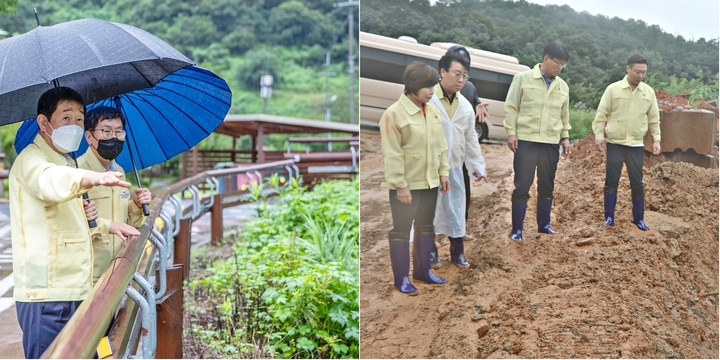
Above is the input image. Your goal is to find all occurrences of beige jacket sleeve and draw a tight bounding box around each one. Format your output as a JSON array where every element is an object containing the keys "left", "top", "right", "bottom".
[
  {"left": 380, "top": 111, "right": 408, "bottom": 189},
  {"left": 592, "top": 86, "right": 612, "bottom": 140},
  {"left": 503, "top": 73, "right": 523, "bottom": 137},
  {"left": 647, "top": 90, "right": 661, "bottom": 142}
]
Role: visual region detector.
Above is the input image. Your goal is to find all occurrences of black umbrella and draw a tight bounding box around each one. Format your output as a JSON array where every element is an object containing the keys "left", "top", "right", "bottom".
[
  {"left": 0, "top": 16, "right": 197, "bottom": 217},
  {"left": 0, "top": 17, "right": 193, "bottom": 126}
]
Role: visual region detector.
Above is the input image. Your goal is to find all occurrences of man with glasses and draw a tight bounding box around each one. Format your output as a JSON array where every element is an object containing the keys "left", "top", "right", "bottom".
[
  {"left": 429, "top": 52, "right": 487, "bottom": 267},
  {"left": 78, "top": 106, "right": 151, "bottom": 284},
  {"left": 445, "top": 45, "right": 489, "bottom": 236},
  {"left": 592, "top": 54, "right": 661, "bottom": 230},
  {"left": 503, "top": 42, "right": 571, "bottom": 242}
]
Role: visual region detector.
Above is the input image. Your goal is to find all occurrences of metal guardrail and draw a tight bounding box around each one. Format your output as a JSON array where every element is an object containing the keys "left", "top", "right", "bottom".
[{"left": 42, "top": 159, "right": 299, "bottom": 359}]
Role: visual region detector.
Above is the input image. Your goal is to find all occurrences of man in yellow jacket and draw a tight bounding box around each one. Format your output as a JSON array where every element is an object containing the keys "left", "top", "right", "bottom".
[
  {"left": 503, "top": 42, "right": 572, "bottom": 242},
  {"left": 592, "top": 54, "right": 661, "bottom": 230},
  {"left": 10, "top": 87, "right": 140, "bottom": 359},
  {"left": 78, "top": 106, "right": 151, "bottom": 284}
]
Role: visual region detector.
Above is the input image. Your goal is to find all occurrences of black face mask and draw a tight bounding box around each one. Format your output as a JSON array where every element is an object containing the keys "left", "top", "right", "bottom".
[{"left": 96, "top": 138, "right": 124, "bottom": 160}]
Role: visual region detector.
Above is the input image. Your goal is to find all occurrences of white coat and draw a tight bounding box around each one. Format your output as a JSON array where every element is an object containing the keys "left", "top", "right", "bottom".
[{"left": 430, "top": 93, "right": 486, "bottom": 238}]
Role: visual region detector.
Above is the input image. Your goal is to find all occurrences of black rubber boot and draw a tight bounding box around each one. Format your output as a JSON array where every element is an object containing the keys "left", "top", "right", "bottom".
[
  {"left": 537, "top": 198, "right": 556, "bottom": 234},
  {"left": 388, "top": 231, "right": 417, "bottom": 295},
  {"left": 603, "top": 193, "right": 617, "bottom": 226},
  {"left": 449, "top": 236, "right": 469, "bottom": 267},
  {"left": 511, "top": 202, "right": 526, "bottom": 242},
  {"left": 632, "top": 195, "right": 650, "bottom": 231},
  {"left": 412, "top": 225, "right": 446, "bottom": 284}
]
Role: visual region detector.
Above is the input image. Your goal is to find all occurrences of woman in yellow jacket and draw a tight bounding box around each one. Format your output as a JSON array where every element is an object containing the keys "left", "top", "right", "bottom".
[
  {"left": 380, "top": 61, "right": 451, "bottom": 295},
  {"left": 78, "top": 106, "right": 151, "bottom": 284}
]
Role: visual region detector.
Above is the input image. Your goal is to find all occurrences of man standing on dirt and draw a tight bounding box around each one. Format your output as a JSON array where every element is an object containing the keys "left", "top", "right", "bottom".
[
  {"left": 592, "top": 54, "right": 661, "bottom": 230},
  {"left": 503, "top": 42, "right": 572, "bottom": 242},
  {"left": 445, "top": 45, "right": 490, "bottom": 229},
  {"left": 430, "top": 52, "right": 487, "bottom": 267}
]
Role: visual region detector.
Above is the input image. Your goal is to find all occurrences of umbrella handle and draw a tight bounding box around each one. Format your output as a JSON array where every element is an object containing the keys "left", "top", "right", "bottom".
[
  {"left": 142, "top": 204, "right": 150, "bottom": 217},
  {"left": 83, "top": 193, "right": 98, "bottom": 228}
]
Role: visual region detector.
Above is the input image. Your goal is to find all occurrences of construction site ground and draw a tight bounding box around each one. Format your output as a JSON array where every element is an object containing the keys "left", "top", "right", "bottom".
[{"left": 359, "top": 130, "right": 719, "bottom": 358}]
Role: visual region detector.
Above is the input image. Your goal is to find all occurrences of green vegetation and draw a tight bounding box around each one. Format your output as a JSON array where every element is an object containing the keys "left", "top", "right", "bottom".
[
  {"left": 0, "top": 0, "right": 358, "bottom": 167},
  {"left": 186, "top": 176, "right": 359, "bottom": 358},
  {"left": 363, "top": 0, "right": 719, "bottom": 139},
  {"left": 568, "top": 106, "right": 596, "bottom": 140}
]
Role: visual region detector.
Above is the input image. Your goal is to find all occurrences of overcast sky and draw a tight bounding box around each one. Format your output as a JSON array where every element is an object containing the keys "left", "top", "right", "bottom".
[{"left": 522, "top": 0, "right": 719, "bottom": 41}]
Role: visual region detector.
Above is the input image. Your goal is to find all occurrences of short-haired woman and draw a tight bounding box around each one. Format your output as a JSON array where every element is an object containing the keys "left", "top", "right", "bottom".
[{"left": 380, "top": 61, "right": 451, "bottom": 295}]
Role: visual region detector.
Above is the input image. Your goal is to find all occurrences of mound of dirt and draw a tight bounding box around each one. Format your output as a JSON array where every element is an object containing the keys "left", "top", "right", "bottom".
[
  {"left": 656, "top": 90, "right": 689, "bottom": 113},
  {"left": 359, "top": 131, "right": 718, "bottom": 358}
]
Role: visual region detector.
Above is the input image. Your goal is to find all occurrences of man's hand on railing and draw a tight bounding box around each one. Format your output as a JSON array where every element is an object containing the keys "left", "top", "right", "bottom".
[{"left": 110, "top": 221, "right": 141, "bottom": 241}]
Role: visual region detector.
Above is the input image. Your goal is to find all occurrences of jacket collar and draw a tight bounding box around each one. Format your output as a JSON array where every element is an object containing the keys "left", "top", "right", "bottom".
[
  {"left": 620, "top": 75, "right": 646, "bottom": 93},
  {"left": 32, "top": 134, "right": 74, "bottom": 167},
  {"left": 83, "top": 148, "right": 116, "bottom": 172},
  {"left": 399, "top": 93, "right": 422, "bottom": 115},
  {"left": 435, "top": 83, "right": 456, "bottom": 104},
  {"left": 533, "top": 63, "right": 560, "bottom": 91}
]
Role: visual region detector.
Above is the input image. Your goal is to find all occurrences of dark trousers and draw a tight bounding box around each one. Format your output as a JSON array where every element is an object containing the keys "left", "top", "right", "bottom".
[
  {"left": 462, "top": 164, "right": 471, "bottom": 220},
  {"left": 511, "top": 140, "right": 560, "bottom": 203},
  {"left": 16, "top": 300, "right": 82, "bottom": 359},
  {"left": 605, "top": 143, "right": 645, "bottom": 196},
  {"left": 389, "top": 187, "right": 439, "bottom": 236}
]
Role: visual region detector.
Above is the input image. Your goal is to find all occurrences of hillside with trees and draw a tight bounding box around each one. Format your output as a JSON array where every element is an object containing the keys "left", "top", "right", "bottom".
[
  {"left": 0, "top": 0, "right": 358, "bottom": 163},
  {"left": 361, "top": 0, "right": 719, "bottom": 111}
]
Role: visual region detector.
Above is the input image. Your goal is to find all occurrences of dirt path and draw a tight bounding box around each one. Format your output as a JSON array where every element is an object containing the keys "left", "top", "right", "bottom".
[{"left": 359, "top": 131, "right": 718, "bottom": 358}]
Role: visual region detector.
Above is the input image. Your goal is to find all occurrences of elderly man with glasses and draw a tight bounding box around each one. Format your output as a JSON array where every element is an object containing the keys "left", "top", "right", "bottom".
[
  {"left": 429, "top": 52, "right": 487, "bottom": 268},
  {"left": 77, "top": 106, "right": 152, "bottom": 285},
  {"left": 503, "top": 42, "right": 572, "bottom": 242}
]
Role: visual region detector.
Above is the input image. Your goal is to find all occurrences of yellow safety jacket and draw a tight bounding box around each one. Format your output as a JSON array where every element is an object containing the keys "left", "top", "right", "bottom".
[
  {"left": 592, "top": 76, "right": 661, "bottom": 146},
  {"left": 10, "top": 135, "right": 95, "bottom": 301},
  {"left": 504, "top": 64, "right": 571, "bottom": 143},
  {"left": 380, "top": 94, "right": 450, "bottom": 190},
  {"left": 78, "top": 151, "right": 146, "bottom": 283}
]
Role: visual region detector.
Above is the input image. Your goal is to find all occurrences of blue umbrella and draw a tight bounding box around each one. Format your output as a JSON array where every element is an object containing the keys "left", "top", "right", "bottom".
[{"left": 15, "top": 65, "right": 232, "bottom": 173}]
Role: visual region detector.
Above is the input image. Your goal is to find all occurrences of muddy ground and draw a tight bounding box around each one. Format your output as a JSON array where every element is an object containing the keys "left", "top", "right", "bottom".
[{"left": 359, "top": 131, "right": 718, "bottom": 358}]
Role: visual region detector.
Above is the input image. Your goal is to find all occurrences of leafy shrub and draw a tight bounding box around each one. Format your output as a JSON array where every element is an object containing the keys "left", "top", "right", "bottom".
[
  {"left": 186, "top": 178, "right": 359, "bottom": 358},
  {"left": 569, "top": 106, "right": 596, "bottom": 140}
]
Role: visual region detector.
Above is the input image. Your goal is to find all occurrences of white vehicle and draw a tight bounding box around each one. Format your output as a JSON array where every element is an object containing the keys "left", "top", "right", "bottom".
[{"left": 360, "top": 31, "right": 530, "bottom": 141}]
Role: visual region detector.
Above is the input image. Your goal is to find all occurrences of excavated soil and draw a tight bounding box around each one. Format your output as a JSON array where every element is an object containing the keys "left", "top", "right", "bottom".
[{"left": 359, "top": 131, "right": 718, "bottom": 358}]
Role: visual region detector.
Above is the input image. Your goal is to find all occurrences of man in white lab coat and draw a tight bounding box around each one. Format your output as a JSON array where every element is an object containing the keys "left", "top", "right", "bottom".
[{"left": 430, "top": 52, "right": 487, "bottom": 268}]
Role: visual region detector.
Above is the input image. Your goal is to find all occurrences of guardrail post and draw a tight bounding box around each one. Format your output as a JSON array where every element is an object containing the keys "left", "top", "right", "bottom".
[
  {"left": 175, "top": 218, "right": 192, "bottom": 281},
  {"left": 211, "top": 193, "right": 223, "bottom": 245},
  {"left": 155, "top": 264, "right": 184, "bottom": 359}
]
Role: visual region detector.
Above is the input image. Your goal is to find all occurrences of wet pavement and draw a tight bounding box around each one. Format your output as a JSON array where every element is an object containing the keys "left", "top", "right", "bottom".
[{"left": 0, "top": 199, "right": 264, "bottom": 359}]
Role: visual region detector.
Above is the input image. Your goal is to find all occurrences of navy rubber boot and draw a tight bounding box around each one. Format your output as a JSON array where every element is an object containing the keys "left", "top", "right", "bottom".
[
  {"left": 449, "top": 237, "right": 469, "bottom": 267},
  {"left": 412, "top": 225, "right": 446, "bottom": 284},
  {"left": 537, "top": 198, "right": 556, "bottom": 234},
  {"left": 632, "top": 195, "right": 650, "bottom": 231},
  {"left": 388, "top": 231, "right": 417, "bottom": 295},
  {"left": 603, "top": 193, "right": 617, "bottom": 226},
  {"left": 511, "top": 202, "right": 526, "bottom": 242},
  {"left": 430, "top": 239, "right": 441, "bottom": 269}
]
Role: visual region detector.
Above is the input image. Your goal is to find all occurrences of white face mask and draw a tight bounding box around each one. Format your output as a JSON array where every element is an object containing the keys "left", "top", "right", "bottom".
[{"left": 46, "top": 123, "right": 84, "bottom": 153}]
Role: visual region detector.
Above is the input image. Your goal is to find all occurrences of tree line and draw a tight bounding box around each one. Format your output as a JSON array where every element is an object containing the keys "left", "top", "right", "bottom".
[
  {"left": 361, "top": 0, "right": 719, "bottom": 109},
  {"left": 0, "top": 0, "right": 358, "bottom": 119},
  {"left": 0, "top": 0, "right": 359, "bottom": 164}
]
